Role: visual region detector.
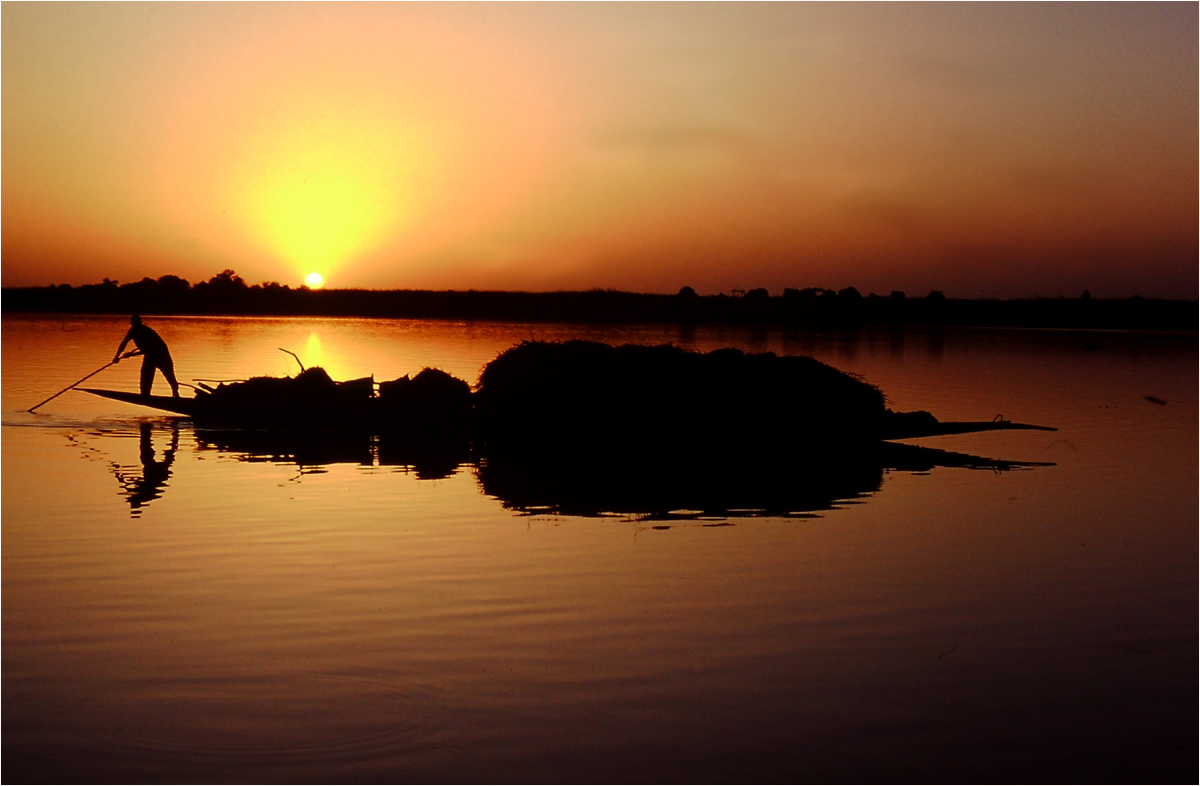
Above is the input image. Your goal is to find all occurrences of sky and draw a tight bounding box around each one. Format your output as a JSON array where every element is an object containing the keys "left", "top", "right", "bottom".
[{"left": 3, "top": 3, "right": 1196, "bottom": 297}]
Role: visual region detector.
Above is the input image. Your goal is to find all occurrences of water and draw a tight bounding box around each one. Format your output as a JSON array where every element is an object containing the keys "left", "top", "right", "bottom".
[{"left": 3, "top": 314, "right": 1196, "bottom": 782}]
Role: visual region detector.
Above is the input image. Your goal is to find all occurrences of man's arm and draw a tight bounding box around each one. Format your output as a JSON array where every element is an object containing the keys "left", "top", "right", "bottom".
[{"left": 114, "top": 329, "right": 133, "bottom": 362}]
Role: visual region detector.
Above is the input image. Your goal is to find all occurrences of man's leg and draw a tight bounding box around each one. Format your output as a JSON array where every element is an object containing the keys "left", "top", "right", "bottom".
[
  {"left": 140, "top": 358, "right": 155, "bottom": 396},
  {"left": 161, "top": 355, "right": 180, "bottom": 397}
]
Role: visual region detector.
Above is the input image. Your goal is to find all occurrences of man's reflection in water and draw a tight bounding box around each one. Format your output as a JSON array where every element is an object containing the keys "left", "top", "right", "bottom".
[{"left": 114, "top": 422, "right": 178, "bottom": 517}]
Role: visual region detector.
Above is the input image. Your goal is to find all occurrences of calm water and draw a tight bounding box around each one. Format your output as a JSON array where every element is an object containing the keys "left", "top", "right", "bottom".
[{"left": 3, "top": 314, "right": 1196, "bottom": 783}]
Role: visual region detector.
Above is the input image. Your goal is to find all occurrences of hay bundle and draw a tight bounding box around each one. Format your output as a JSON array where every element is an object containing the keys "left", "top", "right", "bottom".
[
  {"left": 377, "top": 367, "right": 472, "bottom": 434},
  {"left": 203, "top": 367, "right": 371, "bottom": 427},
  {"left": 474, "top": 340, "right": 885, "bottom": 453}
]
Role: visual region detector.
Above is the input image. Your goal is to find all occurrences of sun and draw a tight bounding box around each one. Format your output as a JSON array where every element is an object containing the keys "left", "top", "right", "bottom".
[
  {"left": 244, "top": 142, "right": 401, "bottom": 286},
  {"left": 305, "top": 272, "right": 325, "bottom": 289}
]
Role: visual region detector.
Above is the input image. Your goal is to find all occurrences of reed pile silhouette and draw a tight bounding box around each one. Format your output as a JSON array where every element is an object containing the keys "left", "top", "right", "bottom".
[
  {"left": 474, "top": 340, "right": 886, "bottom": 454},
  {"left": 200, "top": 367, "right": 373, "bottom": 428},
  {"left": 378, "top": 368, "right": 472, "bottom": 435}
]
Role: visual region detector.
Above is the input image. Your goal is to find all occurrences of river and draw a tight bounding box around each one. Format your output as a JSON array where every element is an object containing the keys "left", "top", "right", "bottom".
[{"left": 3, "top": 314, "right": 1196, "bottom": 782}]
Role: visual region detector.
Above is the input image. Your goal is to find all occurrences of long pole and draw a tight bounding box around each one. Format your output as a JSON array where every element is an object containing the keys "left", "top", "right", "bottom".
[{"left": 27, "top": 350, "right": 142, "bottom": 412}]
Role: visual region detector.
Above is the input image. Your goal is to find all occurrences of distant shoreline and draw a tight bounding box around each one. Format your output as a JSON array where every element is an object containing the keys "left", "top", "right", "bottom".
[{"left": 2, "top": 279, "right": 1195, "bottom": 332}]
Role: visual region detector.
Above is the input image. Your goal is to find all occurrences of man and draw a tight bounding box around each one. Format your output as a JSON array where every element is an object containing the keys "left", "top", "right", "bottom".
[{"left": 114, "top": 315, "right": 180, "bottom": 397}]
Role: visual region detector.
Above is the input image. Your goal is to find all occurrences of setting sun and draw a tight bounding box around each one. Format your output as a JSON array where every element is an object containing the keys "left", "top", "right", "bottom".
[
  {"left": 254, "top": 164, "right": 392, "bottom": 280},
  {"left": 305, "top": 272, "right": 325, "bottom": 289},
  {"left": 222, "top": 92, "right": 433, "bottom": 285}
]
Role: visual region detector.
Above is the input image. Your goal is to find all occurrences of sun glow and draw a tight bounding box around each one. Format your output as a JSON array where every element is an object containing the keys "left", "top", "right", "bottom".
[
  {"left": 256, "top": 164, "right": 394, "bottom": 279},
  {"left": 228, "top": 94, "right": 436, "bottom": 284},
  {"left": 305, "top": 272, "right": 325, "bottom": 289}
]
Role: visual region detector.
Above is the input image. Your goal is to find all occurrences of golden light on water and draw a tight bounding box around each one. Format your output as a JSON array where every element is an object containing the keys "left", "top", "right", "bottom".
[
  {"left": 304, "top": 332, "right": 324, "bottom": 370},
  {"left": 305, "top": 272, "right": 325, "bottom": 289}
]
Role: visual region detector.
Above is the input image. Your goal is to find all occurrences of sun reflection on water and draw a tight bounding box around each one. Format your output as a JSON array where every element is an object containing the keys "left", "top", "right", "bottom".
[{"left": 304, "top": 332, "right": 324, "bottom": 371}]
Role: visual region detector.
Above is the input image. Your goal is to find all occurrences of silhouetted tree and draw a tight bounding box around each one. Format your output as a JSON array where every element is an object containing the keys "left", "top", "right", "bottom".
[
  {"left": 206, "top": 269, "right": 246, "bottom": 289},
  {"left": 190, "top": 269, "right": 250, "bottom": 312},
  {"left": 157, "top": 275, "right": 190, "bottom": 293},
  {"left": 119, "top": 277, "right": 158, "bottom": 294}
]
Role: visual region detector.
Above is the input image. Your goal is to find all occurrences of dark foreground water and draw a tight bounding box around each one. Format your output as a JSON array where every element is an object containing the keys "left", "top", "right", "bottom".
[{"left": 3, "top": 315, "right": 1196, "bottom": 783}]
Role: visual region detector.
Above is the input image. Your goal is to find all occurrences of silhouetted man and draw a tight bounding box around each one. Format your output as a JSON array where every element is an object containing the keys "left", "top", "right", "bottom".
[{"left": 114, "top": 315, "right": 180, "bottom": 397}]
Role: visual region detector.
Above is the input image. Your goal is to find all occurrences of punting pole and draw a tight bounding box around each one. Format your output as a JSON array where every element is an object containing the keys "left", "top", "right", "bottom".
[{"left": 27, "top": 350, "right": 142, "bottom": 412}]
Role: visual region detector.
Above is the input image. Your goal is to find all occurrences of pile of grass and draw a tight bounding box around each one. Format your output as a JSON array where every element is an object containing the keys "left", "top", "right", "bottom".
[
  {"left": 202, "top": 367, "right": 372, "bottom": 427},
  {"left": 474, "top": 340, "right": 885, "bottom": 453},
  {"left": 377, "top": 367, "right": 473, "bottom": 435}
]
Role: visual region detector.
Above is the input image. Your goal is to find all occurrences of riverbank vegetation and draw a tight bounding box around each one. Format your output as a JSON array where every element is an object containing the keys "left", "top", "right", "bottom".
[{"left": 3, "top": 270, "right": 1194, "bottom": 331}]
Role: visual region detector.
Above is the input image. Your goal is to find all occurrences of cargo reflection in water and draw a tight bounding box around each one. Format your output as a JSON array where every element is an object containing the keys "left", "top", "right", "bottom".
[
  {"left": 478, "top": 441, "right": 1048, "bottom": 520},
  {"left": 193, "top": 428, "right": 469, "bottom": 481},
  {"left": 175, "top": 428, "right": 1047, "bottom": 521}
]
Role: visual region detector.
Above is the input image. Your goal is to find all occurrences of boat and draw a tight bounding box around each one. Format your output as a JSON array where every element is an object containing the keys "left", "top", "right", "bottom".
[
  {"left": 79, "top": 340, "right": 1055, "bottom": 442},
  {"left": 80, "top": 388, "right": 200, "bottom": 417},
  {"left": 85, "top": 365, "right": 471, "bottom": 431}
]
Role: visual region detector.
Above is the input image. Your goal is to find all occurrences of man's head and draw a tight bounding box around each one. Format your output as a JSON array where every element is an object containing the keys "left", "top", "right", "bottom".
[{"left": 131, "top": 315, "right": 142, "bottom": 326}]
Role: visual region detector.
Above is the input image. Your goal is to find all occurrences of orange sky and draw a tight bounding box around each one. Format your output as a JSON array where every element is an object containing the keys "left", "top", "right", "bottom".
[{"left": 3, "top": 3, "right": 1196, "bottom": 297}]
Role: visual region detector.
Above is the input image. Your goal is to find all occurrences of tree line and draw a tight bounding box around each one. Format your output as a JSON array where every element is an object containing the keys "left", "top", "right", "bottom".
[{"left": 2, "top": 270, "right": 1194, "bottom": 331}]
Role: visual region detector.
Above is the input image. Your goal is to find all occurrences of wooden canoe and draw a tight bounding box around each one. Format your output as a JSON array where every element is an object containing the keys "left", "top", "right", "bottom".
[{"left": 79, "top": 388, "right": 199, "bottom": 417}]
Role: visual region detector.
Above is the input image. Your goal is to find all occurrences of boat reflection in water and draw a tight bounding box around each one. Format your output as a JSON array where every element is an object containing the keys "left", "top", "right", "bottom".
[
  {"left": 112, "top": 421, "right": 179, "bottom": 516},
  {"left": 174, "top": 425, "right": 1049, "bottom": 522}
]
